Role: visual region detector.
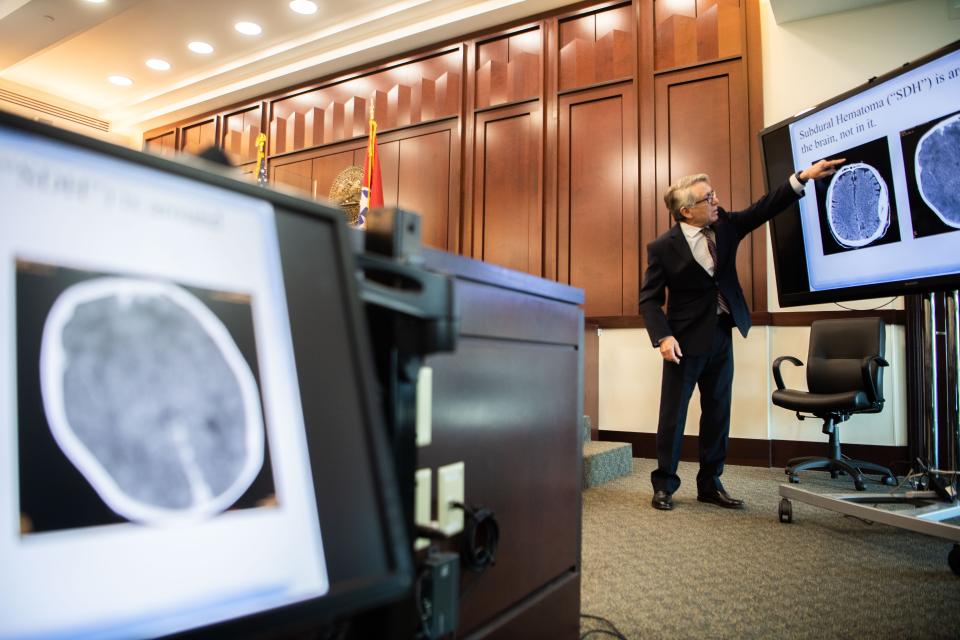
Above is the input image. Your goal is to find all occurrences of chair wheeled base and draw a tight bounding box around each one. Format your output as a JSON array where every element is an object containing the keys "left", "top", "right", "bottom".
[{"left": 784, "top": 415, "right": 897, "bottom": 491}]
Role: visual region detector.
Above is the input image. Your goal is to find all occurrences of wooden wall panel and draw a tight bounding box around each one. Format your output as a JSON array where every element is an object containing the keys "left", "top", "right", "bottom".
[
  {"left": 558, "top": 83, "right": 637, "bottom": 318},
  {"left": 655, "top": 0, "right": 741, "bottom": 71},
  {"left": 222, "top": 105, "right": 262, "bottom": 165},
  {"left": 596, "top": 3, "right": 633, "bottom": 39},
  {"left": 270, "top": 50, "right": 462, "bottom": 156},
  {"left": 478, "top": 37, "right": 508, "bottom": 67},
  {"left": 397, "top": 129, "right": 453, "bottom": 250},
  {"left": 475, "top": 27, "right": 541, "bottom": 109},
  {"left": 558, "top": 3, "right": 633, "bottom": 91},
  {"left": 270, "top": 144, "right": 364, "bottom": 202},
  {"left": 654, "top": 60, "right": 754, "bottom": 308},
  {"left": 473, "top": 106, "right": 541, "bottom": 275},
  {"left": 180, "top": 119, "right": 215, "bottom": 156},
  {"left": 509, "top": 29, "right": 541, "bottom": 57},
  {"left": 313, "top": 149, "right": 357, "bottom": 202},
  {"left": 272, "top": 157, "right": 313, "bottom": 196},
  {"left": 559, "top": 12, "right": 595, "bottom": 48},
  {"left": 376, "top": 141, "right": 401, "bottom": 207},
  {"left": 144, "top": 131, "right": 175, "bottom": 156},
  {"left": 285, "top": 112, "right": 306, "bottom": 154},
  {"left": 655, "top": 0, "right": 697, "bottom": 24}
]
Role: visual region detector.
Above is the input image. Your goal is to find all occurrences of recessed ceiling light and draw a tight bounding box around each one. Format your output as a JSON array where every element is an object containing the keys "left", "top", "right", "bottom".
[
  {"left": 289, "top": 1, "right": 318, "bottom": 15},
  {"left": 108, "top": 75, "right": 133, "bottom": 86},
  {"left": 145, "top": 58, "right": 170, "bottom": 71},
  {"left": 234, "top": 21, "right": 262, "bottom": 36},
  {"left": 188, "top": 41, "right": 214, "bottom": 54},
  {"left": 85, "top": 0, "right": 107, "bottom": 4}
]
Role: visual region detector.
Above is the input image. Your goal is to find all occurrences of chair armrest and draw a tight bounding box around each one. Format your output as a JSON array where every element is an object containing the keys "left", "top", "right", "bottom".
[
  {"left": 860, "top": 355, "right": 889, "bottom": 404},
  {"left": 772, "top": 355, "right": 803, "bottom": 391}
]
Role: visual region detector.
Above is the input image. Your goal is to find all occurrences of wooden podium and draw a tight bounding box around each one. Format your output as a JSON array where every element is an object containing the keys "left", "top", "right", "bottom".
[{"left": 419, "top": 248, "right": 584, "bottom": 639}]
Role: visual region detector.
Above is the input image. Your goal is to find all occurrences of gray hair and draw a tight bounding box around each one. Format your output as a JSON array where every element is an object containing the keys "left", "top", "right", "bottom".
[{"left": 664, "top": 173, "right": 711, "bottom": 222}]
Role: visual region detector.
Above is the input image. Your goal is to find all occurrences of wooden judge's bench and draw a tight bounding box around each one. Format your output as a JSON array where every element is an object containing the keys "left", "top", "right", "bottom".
[{"left": 417, "top": 248, "right": 584, "bottom": 639}]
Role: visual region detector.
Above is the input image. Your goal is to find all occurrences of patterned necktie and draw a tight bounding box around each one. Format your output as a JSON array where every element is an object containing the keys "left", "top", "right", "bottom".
[{"left": 703, "top": 227, "right": 731, "bottom": 314}]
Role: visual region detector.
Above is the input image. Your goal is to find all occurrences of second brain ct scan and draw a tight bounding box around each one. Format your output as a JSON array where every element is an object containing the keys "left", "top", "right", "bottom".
[
  {"left": 899, "top": 109, "right": 960, "bottom": 239},
  {"left": 913, "top": 111, "right": 960, "bottom": 231}
]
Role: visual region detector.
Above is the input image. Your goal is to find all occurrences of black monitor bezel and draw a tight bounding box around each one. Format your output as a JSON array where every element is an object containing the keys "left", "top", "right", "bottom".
[
  {"left": 759, "top": 38, "right": 960, "bottom": 308},
  {"left": 0, "top": 110, "right": 412, "bottom": 638}
]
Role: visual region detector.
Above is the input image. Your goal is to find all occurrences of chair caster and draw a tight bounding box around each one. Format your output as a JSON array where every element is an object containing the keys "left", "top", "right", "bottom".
[
  {"left": 854, "top": 477, "right": 866, "bottom": 491},
  {"left": 778, "top": 498, "right": 793, "bottom": 523},
  {"left": 830, "top": 470, "right": 839, "bottom": 479},
  {"left": 788, "top": 475, "right": 800, "bottom": 484},
  {"left": 881, "top": 475, "right": 897, "bottom": 487},
  {"left": 949, "top": 544, "right": 960, "bottom": 577}
]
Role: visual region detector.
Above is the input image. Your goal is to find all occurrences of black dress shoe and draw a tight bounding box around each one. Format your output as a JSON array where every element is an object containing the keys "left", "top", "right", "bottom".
[
  {"left": 652, "top": 490, "right": 673, "bottom": 510},
  {"left": 697, "top": 489, "right": 744, "bottom": 509}
]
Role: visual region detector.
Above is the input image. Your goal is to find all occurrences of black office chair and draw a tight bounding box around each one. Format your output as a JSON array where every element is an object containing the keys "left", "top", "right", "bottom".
[{"left": 771, "top": 317, "right": 898, "bottom": 491}]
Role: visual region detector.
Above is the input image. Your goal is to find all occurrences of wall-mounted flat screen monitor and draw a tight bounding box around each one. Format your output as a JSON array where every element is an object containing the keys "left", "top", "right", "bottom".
[
  {"left": 760, "top": 39, "right": 960, "bottom": 307},
  {"left": 0, "top": 111, "right": 410, "bottom": 638}
]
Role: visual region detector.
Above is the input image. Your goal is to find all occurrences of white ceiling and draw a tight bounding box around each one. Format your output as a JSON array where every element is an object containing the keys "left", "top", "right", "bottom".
[{"left": 0, "top": 0, "right": 578, "bottom": 135}]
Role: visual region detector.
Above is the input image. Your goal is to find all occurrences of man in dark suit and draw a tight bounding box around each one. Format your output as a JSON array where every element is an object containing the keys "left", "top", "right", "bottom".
[{"left": 639, "top": 158, "right": 843, "bottom": 511}]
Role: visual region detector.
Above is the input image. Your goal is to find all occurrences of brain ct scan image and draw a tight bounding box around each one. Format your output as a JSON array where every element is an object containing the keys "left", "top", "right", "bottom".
[
  {"left": 824, "top": 162, "right": 891, "bottom": 249},
  {"left": 915, "top": 112, "right": 960, "bottom": 229},
  {"left": 813, "top": 136, "right": 901, "bottom": 256},
  {"left": 899, "top": 109, "right": 960, "bottom": 239},
  {"left": 39, "top": 277, "right": 266, "bottom": 526}
]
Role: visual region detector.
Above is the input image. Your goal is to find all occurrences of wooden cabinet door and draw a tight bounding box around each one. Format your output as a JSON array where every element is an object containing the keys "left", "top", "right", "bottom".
[
  {"left": 557, "top": 82, "right": 638, "bottom": 318},
  {"left": 272, "top": 158, "right": 314, "bottom": 197},
  {"left": 312, "top": 149, "right": 360, "bottom": 203},
  {"left": 144, "top": 131, "right": 175, "bottom": 156},
  {"left": 472, "top": 103, "right": 543, "bottom": 275},
  {"left": 180, "top": 119, "right": 216, "bottom": 156},
  {"left": 395, "top": 124, "right": 458, "bottom": 251},
  {"left": 654, "top": 60, "right": 758, "bottom": 308}
]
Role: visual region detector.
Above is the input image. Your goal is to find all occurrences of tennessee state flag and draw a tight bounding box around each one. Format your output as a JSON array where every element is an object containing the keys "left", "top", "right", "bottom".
[{"left": 358, "top": 107, "right": 383, "bottom": 228}]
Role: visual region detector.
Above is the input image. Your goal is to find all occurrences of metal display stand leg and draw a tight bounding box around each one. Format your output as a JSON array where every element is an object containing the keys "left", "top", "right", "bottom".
[{"left": 778, "top": 291, "right": 960, "bottom": 575}]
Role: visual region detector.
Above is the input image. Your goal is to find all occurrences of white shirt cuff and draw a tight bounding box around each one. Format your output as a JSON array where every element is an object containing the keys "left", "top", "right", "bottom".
[{"left": 789, "top": 172, "right": 805, "bottom": 194}]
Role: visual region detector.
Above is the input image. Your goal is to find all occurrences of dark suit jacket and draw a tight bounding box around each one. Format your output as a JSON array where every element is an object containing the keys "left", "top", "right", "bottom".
[{"left": 639, "top": 181, "right": 801, "bottom": 355}]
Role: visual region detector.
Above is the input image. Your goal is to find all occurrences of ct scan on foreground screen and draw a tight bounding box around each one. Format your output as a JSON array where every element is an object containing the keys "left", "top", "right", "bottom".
[
  {"left": 786, "top": 45, "right": 960, "bottom": 294},
  {"left": 0, "top": 123, "right": 331, "bottom": 638}
]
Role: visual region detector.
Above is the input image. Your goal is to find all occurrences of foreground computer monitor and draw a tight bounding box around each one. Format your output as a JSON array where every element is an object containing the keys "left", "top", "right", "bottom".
[
  {"left": 760, "top": 39, "right": 960, "bottom": 307},
  {"left": 0, "top": 111, "right": 411, "bottom": 638}
]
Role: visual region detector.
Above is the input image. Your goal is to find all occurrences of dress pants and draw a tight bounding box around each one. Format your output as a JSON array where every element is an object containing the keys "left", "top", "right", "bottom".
[{"left": 650, "top": 317, "right": 734, "bottom": 495}]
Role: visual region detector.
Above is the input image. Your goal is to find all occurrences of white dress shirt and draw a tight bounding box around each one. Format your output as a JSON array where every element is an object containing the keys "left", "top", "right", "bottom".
[{"left": 678, "top": 222, "right": 716, "bottom": 275}]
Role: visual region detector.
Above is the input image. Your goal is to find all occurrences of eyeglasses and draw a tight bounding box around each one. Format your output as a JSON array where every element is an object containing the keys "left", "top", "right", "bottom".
[{"left": 689, "top": 191, "right": 718, "bottom": 207}]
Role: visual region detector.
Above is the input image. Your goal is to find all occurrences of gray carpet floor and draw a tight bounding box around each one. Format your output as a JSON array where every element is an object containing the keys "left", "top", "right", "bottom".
[{"left": 580, "top": 459, "right": 960, "bottom": 640}]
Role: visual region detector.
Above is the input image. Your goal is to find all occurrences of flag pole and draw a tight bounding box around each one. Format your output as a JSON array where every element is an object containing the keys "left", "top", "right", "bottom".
[
  {"left": 358, "top": 100, "right": 382, "bottom": 227},
  {"left": 366, "top": 102, "right": 376, "bottom": 193},
  {"left": 255, "top": 132, "right": 267, "bottom": 186}
]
